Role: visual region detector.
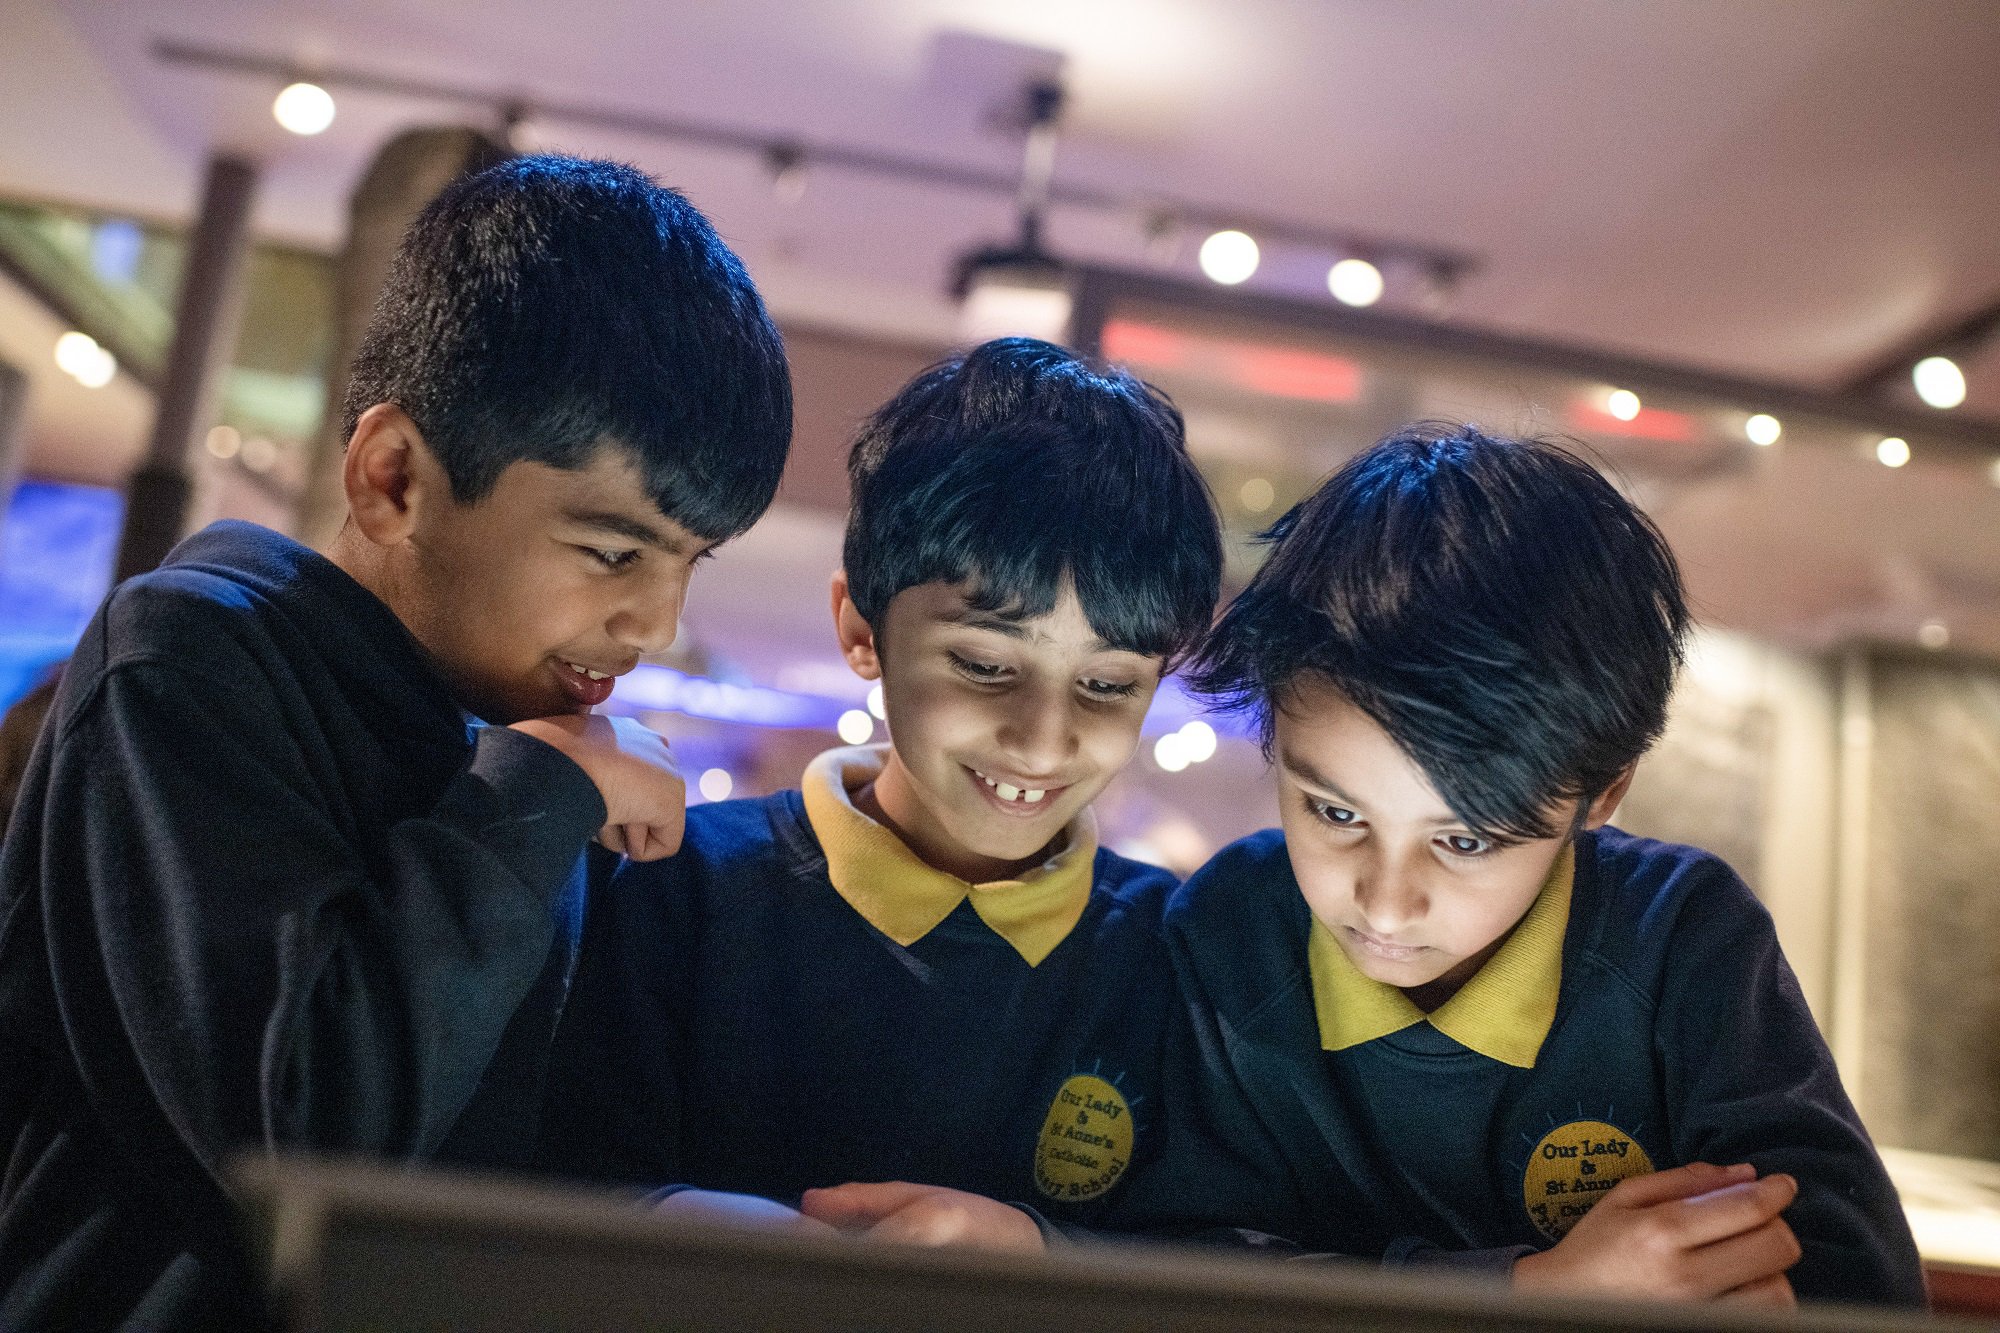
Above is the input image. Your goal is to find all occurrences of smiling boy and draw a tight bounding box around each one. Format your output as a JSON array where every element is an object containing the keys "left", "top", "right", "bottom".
[
  {"left": 1151, "top": 423, "right": 1924, "bottom": 1306},
  {"left": 0, "top": 156, "right": 791, "bottom": 1330},
  {"left": 538, "top": 337, "right": 1222, "bottom": 1243}
]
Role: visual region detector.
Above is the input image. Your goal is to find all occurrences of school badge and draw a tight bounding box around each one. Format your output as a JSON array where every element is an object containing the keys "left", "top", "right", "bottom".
[
  {"left": 1521, "top": 1116, "right": 1656, "bottom": 1240},
  {"left": 1032, "top": 1071, "right": 1135, "bottom": 1203}
]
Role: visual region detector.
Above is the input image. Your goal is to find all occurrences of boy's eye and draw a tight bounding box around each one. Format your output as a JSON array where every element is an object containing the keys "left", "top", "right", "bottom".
[
  {"left": 1306, "top": 797, "right": 1359, "bottom": 828},
  {"left": 1440, "top": 833, "right": 1492, "bottom": 857},
  {"left": 1081, "top": 677, "right": 1139, "bottom": 700},
  {"left": 946, "top": 651, "right": 1008, "bottom": 683},
  {"left": 584, "top": 547, "right": 642, "bottom": 571}
]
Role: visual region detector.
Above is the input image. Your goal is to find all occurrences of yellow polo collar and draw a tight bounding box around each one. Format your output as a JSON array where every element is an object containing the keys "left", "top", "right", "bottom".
[
  {"left": 799, "top": 745, "right": 1098, "bottom": 967},
  {"left": 1308, "top": 842, "right": 1575, "bottom": 1069}
]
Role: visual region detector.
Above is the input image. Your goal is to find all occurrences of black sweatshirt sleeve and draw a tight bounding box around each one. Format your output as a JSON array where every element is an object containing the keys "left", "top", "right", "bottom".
[
  {"left": 1655, "top": 867, "right": 1927, "bottom": 1308},
  {"left": 534, "top": 852, "right": 692, "bottom": 1189},
  {"left": 42, "top": 643, "right": 606, "bottom": 1180}
]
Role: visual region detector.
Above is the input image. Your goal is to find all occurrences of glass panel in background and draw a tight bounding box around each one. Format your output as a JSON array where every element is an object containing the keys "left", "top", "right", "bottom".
[{"left": 1863, "top": 653, "right": 2000, "bottom": 1159}]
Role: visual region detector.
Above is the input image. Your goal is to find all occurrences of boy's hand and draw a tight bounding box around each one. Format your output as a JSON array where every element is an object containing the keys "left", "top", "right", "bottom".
[
  {"left": 799, "top": 1182, "right": 1047, "bottom": 1254},
  {"left": 508, "top": 714, "right": 685, "bottom": 860},
  {"left": 652, "top": 1188, "right": 836, "bottom": 1237},
  {"left": 1512, "top": 1162, "right": 1800, "bottom": 1306}
]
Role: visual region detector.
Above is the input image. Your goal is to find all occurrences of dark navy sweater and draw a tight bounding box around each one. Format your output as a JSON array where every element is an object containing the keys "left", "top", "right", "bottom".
[
  {"left": 538, "top": 791, "right": 1178, "bottom": 1226},
  {"left": 0, "top": 522, "right": 604, "bottom": 1331},
  {"left": 1133, "top": 826, "right": 1926, "bottom": 1307}
]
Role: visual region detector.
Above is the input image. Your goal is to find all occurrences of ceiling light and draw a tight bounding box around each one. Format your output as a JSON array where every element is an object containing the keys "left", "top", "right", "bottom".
[
  {"left": 204, "top": 425, "right": 241, "bottom": 459},
  {"left": 1744, "top": 413, "right": 1782, "bottom": 446},
  {"left": 866, "top": 683, "right": 886, "bottom": 720},
  {"left": 1606, "top": 389, "right": 1641, "bottom": 422},
  {"left": 1876, "top": 436, "right": 1910, "bottom": 468},
  {"left": 272, "top": 81, "right": 335, "bottom": 136},
  {"left": 953, "top": 73, "right": 1071, "bottom": 341},
  {"left": 958, "top": 259, "right": 1072, "bottom": 343},
  {"left": 837, "top": 709, "right": 874, "bottom": 745},
  {"left": 1912, "top": 356, "right": 1966, "bottom": 410},
  {"left": 1198, "top": 230, "right": 1259, "bottom": 285},
  {"left": 1153, "top": 733, "right": 1190, "bottom": 772},
  {"left": 53, "top": 331, "right": 115, "bottom": 388},
  {"left": 698, "top": 768, "right": 734, "bottom": 802},
  {"left": 1238, "top": 476, "right": 1275, "bottom": 513},
  {"left": 1326, "top": 257, "right": 1384, "bottom": 307},
  {"left": 1919, "top": 621, "right": 1950, "bottom": 651}
]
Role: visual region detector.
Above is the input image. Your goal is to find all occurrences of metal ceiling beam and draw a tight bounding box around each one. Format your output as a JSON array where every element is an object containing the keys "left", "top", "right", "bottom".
[
  {"left": 1841, "top": 292, "right": 2000, "bottom": 396},
  {"left": 1069, "top": 264, "right": 2000, "bottom": 453},
  {"left": 151, "top": 38, "right": 1479, "bottom": 289}
]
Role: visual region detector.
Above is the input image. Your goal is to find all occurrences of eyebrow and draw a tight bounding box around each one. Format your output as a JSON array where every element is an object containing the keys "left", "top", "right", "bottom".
[
  {"left": 1278, "top": 748, "right": 1359, "bottom": 806},
  {"left": 562, "top": 507, "right": 695, "bottom": 556},
  {"left": 940, "top": 606, "right": 1030, "bottom": 638},
  {"left": 939, "top": 605, "right": 1129, "bottom": 655}
]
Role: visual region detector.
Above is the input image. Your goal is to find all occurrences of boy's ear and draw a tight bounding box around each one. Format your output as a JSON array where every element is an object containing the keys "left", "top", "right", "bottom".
[
  {"left": 830, "top": 570, "right": 882, "bottom": 681},
  {"left": 1580, "top": 764, "right": 1638, "bottom": 830},
  {"left": 343, "top": 403, "right": 446, "bottom": 547}
]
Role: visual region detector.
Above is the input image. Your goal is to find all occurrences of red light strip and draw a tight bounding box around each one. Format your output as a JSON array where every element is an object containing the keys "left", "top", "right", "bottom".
[{"left": 1103, "top": 318, "right": 1362, "bottom": 404}]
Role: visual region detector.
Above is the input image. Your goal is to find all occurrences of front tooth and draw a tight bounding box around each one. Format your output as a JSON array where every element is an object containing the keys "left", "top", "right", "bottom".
[
  {"left": 1023, "top": 789, "right": 1045, "bottom": 804},
  {"left": 585, "top": 669, "right": 609, "bottom": 680},
  {"left": 996, "top": 783, "right": 1021, "bottom": 801},
  {"left": 981, "top": 774, "right": 998, "bottom": 788}
]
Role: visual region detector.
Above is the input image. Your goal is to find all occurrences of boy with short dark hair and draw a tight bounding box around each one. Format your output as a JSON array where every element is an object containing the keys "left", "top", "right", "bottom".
[
  {"left": 538, "top": 337, "right": 1222, "bottom": 1244},
  {"left": 0, "top": 155, "right": 791, "bottom": 1330},
  {"left": 1154, "top": 422, "right": 1924, "bottom": 1306}
]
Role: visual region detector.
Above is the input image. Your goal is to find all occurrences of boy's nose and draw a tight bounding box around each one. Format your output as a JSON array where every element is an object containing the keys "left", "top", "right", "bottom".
[
  {"left": 1352, "top": 856, "right": 1426, "bottom": 933},
  {"left": 609, "top": 578, "right": 685, "bottom": 657},
  {"left": 994, "top": 685, "right": 1076, "bottom": 777}
]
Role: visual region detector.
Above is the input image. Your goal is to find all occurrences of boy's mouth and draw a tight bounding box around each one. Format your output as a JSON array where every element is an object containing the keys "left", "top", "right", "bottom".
[
  {"left": 553, "top": 658, "right": 624, "bottom": 709},
  {"left": 1343, "top": 926, "right": 1429, "bottom": 963},
  {"left": 967, "top": 766, "right": 1065, "bottom": 813}
]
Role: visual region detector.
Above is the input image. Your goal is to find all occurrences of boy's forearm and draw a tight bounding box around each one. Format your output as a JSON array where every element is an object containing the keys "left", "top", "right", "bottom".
[
  {"left": 48, "top": 661, "right": 606, "bottom": 1176},
  {"left": 274, "top": 724, "right": 606, "bottom": 1150}
]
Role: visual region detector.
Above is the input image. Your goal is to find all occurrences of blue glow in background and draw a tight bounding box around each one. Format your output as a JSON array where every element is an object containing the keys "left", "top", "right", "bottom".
[{"left": 0, "top": 480, "right": 121, "bottom": 709}]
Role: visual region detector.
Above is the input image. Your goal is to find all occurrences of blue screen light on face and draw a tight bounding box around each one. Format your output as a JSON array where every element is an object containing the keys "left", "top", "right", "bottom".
[{"left": 0, "top": 480, "right": 122, "bottom": 709}]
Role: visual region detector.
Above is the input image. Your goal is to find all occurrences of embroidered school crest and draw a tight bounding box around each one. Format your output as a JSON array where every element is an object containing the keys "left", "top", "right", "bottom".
[
  {"left": 1032, "top": 1071, "right": 1135, "bottom": 1202},
  {"left": 1521, "top": 1117, "right": 1656, "bottom": 1240}
]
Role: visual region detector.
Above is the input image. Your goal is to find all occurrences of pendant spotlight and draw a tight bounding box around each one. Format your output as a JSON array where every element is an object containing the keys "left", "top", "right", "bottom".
[
  {"left": 1197, "top": 230, "right": 1260, "bottom": 286},
  {"left": 272, "top": 80, "right": 335, "bottom": 135},
  {"left": 953, "top": 77, "right": 1075, "bottom": 344},
  {"left": 1913, "top": 356, "right": 1967, "bottom": 411},
  {"left": 1327, "top": 257, "right": 1385, "bottom": 307}
]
